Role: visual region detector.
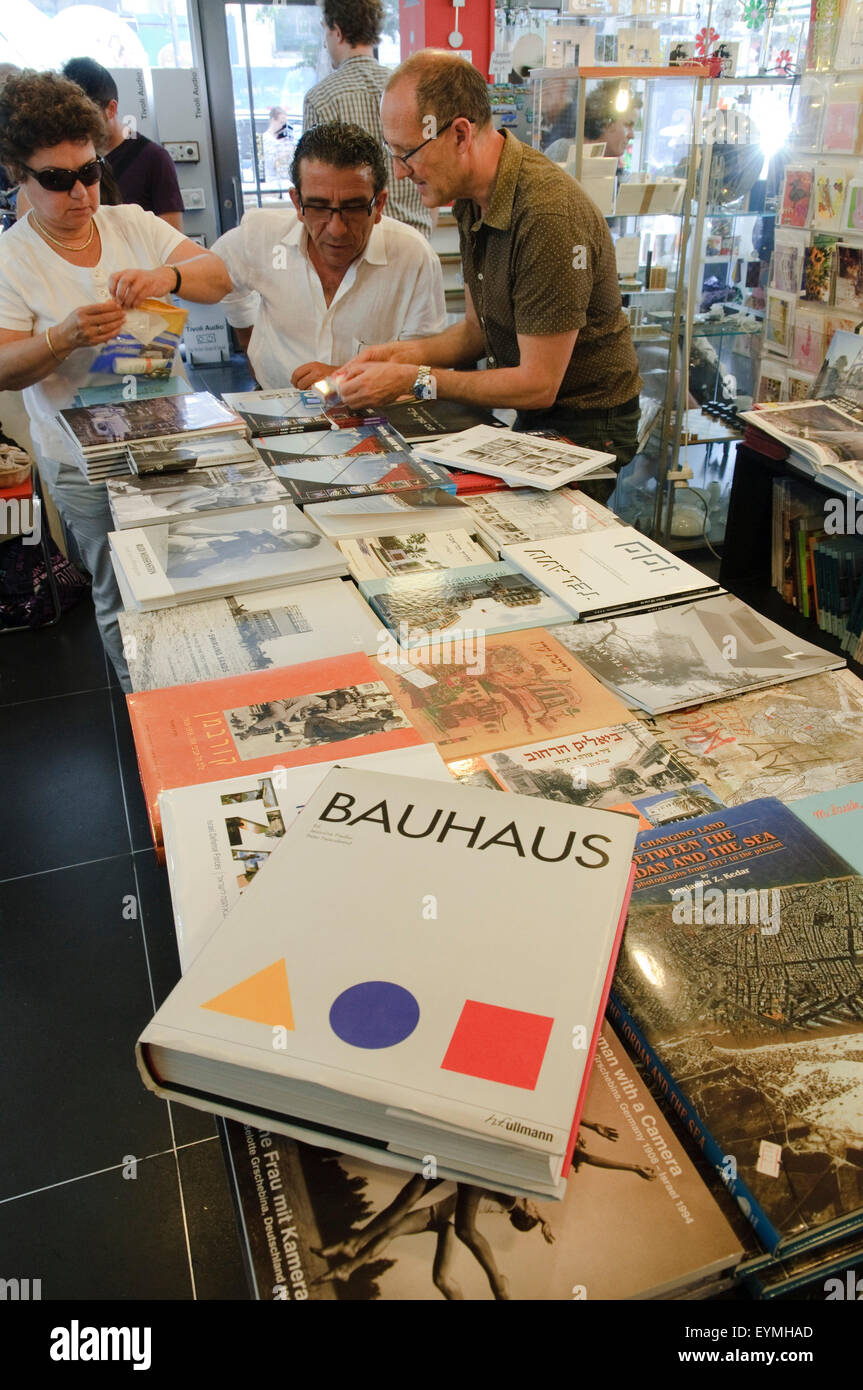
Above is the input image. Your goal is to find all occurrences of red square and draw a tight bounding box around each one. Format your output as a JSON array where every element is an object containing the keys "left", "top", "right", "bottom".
[{"left": 441, "top": 1000, "right": 554, "bottom": 1091}]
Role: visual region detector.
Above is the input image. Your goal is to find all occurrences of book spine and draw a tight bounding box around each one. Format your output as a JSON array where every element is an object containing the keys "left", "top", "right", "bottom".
[{"left": 605, "top": 992, "right": 783, "bottom": 1254}]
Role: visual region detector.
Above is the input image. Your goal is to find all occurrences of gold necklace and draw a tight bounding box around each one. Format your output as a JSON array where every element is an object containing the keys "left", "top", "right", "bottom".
[{"left": 31, "top": 212, "right": 95, "bottom": 251}]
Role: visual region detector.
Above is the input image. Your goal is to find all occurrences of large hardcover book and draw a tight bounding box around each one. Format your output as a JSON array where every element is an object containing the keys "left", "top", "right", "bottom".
[
  {"left": 463, "top": 487, "right": 621, "bottom": 558},
  {"left": 137, "top": 766, "right": 639, "bottom": 1199},
  {"left": 339, "top": 529, "right": 491, "bottom": 581},
  {"left": 501, "top": 528, "right": 722, "bottom": 621},
  {"left": 161, "top": 745, "right": 452, "bottom": 972},
  {"left": 789, "top": 780, "right": 863, "bottom": 873},
  {"left": 484, "top": 720, "right": 696, "bottom": 809},
  {"left": 609, "top": 797, "right": 863, "bottom": 1256},
  {"left": 256, "top": 426, "right": 454, "bottom": 504},
  {"left": 413, "top": 425, "right": 615, "bottom": 491},
  {"left": 118, "top": 580, "right": 385, "bottom": 692},
  {"left": 125, "top": 652, "right": 423, "bottom": 847},
  {"left": 372, "top": 628, "right": 632, "bottom": 760},
  {"left": 59, "top": 391, "right": 244, "bottom": 456},
  {"left": 221, "top": 1021, "right": 742, "bottom": 1300},
  {"left": 305, "top": 489, "right": 470, "bottom": 540},
  {"left": 551, "top": 592, "right": 846, "bottom": 714},
  {"left": 106, "top": 459, "right": 286, "bottom": 529},
  {"left": 109, "top": 506, "right": 346, "bottom": 611},
  {"left": 361, "top": 562, "right": 573, "bottom": 644},
  {"left": 739, "top": 399, "right": 863, "bottom": 489},
  {"left": 637, "top": 668, "right": 863, "bottom": 805}
]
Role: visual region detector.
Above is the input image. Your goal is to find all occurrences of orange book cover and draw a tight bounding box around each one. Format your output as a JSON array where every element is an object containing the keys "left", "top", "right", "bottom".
[
  {"left": 126, "top": 652, "right": 424, "bottom": 848},
  {"left": 372, "top": 628, "right": 631, "bottom": 760}
]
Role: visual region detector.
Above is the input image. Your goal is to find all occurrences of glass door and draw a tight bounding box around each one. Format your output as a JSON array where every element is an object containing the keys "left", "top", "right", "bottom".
[{"left": 196, "top": 0, "right": 401, "bottom": 234}]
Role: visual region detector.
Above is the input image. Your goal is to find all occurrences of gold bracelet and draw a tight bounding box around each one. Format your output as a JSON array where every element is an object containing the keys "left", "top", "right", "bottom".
[{"left": 45, "top": 326, "right": 64, "bottom": 362}]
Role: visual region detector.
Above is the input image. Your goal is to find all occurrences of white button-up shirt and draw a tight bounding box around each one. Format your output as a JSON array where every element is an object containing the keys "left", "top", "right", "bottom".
[{"left": 212, "top": 208, "right": 446, "bottom": 389}]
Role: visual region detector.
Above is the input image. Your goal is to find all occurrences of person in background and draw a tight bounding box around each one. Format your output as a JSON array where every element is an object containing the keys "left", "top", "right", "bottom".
[
  {"left": 59, "top": 58, "right": 185, "bottom": 230},
  {"left": 0, "top": 71, "right": 231, "bottom": 688},
  {"left": 261, "top": 105, "right": 293, "bottom": 186},
  {"left": 303, "top": 0, "right": 432, "bottom": 239},
  {"left": 212, "top": 122, "right": 444, "bottom": 391},
  {"left": 335, "top": 51, "right": 641, "bottom": 504}
]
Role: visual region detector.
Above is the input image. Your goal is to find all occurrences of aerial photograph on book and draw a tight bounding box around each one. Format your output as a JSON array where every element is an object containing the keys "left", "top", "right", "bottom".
[{"left": 224, "top": 682, "right": 413, "bottom": 760}]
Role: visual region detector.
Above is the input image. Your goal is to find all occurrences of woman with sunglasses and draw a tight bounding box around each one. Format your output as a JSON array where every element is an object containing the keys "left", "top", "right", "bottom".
[{"left": 0, "top": 71, "right": 231, "bottom": 688}]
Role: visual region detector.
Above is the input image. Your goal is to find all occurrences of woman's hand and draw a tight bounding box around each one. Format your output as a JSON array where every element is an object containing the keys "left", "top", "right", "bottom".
[
  {"left": 55, "top": 300, "right": 127, "bottom": 351},
  {"left": 108, "top": 266, "right": 175, "bottom": 309}
]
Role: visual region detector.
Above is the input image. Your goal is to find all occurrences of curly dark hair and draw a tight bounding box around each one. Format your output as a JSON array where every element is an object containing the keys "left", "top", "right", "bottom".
[
  {"left": 290, "top": 121, "right": 387, "bottom": 196},
  {"left": 322, "top": 0, "right": 383, "bottom": 48},
  {"left": 0, "top": 70, "right": 108, "bottom": 180}
]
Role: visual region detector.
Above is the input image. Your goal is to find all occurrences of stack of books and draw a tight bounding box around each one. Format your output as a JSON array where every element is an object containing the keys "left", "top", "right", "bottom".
[
  {"left": 58, "top": 391, "right": 248, "bottom": 483},
  {"left": 137, "top": 764, "right": 639, "bottom": 1199},
  {"left": 106, "top": 459, "right": 287, "bottom": 530},
  {"left": 305, "top": 488, "right": 470, "bottom": 540},
  {"left": 255, "top": 423, "right": 456, "bottom": 505}
]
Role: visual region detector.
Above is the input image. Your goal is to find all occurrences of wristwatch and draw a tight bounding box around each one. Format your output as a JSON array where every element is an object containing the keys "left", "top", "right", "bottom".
[{"left": 412, "top": 365, "right": 437, "bottom": 401}]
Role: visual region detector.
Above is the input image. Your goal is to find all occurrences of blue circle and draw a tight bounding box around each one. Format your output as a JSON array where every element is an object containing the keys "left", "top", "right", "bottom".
[{"left": 329, "top": 980, "right": 420, "bottom": 1049}]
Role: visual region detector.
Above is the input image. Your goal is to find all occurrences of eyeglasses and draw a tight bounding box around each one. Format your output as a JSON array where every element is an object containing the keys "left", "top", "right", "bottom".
[
  {"left": 383, "top": 116, "right": 464, "bottom": 171},
  {"left": 21, "top": 157, "right": 104, "bottom": 193},
  {"left": 298, "top": 195, "right": 378, "bottom": 225}
]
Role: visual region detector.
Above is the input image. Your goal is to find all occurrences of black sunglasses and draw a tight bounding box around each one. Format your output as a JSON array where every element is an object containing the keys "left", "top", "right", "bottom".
[{"left": 21, "top": 157, "right": 104, "bottom": 193}]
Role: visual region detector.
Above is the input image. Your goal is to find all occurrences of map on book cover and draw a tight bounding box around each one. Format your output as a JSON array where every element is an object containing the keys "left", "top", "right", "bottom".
[
  {"left": 611, "top": 797, "right": 863, "bottom": 1254},
  {"left": 638, "top": 669, "right": 863, "bottom": 804}
]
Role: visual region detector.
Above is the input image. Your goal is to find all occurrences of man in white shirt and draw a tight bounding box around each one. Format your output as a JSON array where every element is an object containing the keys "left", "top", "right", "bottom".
[{"left": 212, "top": 122, "right": 445, "bottom": 391}]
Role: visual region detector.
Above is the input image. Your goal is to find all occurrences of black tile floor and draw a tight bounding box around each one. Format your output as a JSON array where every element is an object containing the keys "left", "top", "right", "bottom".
[{"left": 0, "top": 358, "right": 254, "bottom": 1301}]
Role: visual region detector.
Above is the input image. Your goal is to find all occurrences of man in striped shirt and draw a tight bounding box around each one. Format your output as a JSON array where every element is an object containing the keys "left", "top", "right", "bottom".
[{"left": 303, "top": 0, "right": 432, "bottom": 239}]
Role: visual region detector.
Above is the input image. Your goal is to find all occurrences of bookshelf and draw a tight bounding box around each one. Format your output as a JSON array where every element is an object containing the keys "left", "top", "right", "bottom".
[{"left": 719, "top": 437, "right": 863, "bottom": 679}]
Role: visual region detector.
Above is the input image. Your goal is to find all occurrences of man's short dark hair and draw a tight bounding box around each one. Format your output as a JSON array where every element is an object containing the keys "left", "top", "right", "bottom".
[
  {"left": 62, "top": 57, "right": 118, "bottom": 109},
  {"left": 290, "top": 122, "right": 387, "bottom": 196},
  {"left": 322, "top": 0, "right": 383, "bottom": 48},
  {"left": 387, "top": 50, "right": 492, "bottom": 130}
]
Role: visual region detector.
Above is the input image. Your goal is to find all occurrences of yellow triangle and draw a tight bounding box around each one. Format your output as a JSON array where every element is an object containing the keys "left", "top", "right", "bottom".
[{"left": 201, "top": 959, "right": 295, "bottom": 1030}]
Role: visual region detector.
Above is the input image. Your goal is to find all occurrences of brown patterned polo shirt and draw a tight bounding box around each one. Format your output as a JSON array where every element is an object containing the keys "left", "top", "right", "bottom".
[{"left": 453, "top": 130, "right": 641, "bottom": 411}]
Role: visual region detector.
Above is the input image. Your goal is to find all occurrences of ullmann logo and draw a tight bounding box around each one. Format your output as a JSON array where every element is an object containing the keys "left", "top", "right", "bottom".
[
  {"left": 0, "top": 1277, "right": 40, "bottom": 1299},
  {"left": 50, "top": 1321, "right": 151, "bottom": 1371}
]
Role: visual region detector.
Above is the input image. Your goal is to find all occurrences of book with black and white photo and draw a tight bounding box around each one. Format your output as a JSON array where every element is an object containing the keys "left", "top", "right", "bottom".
[
  {"left": 810, "top": 328, "right": 863, "bottom": 414},
  {"left": 305, "top": 488, "right": 470, "bottom": 540},
  {"left": 106, "top": 459, "right": 287, "bottom": 529},
  {"left": 161, "top": 746, "right": 452, "bottom": 972},
  {"left": 361, "top": 561, "right": 573, "bottom": 644},
  {"left": 378, "top": 399, "right": 501, "bottom": 442},
  {"left": 338, "top": 528, "right": 492, "bottom": 581},
  {"left": 256, "top": 425, "right": 455, "bottom": 505},
  {"left": 739, "top": 398, "right": 863, "bottom": 490},
  {"left": 463, "top": 487, "right": 622, "bottom": 558},
  {"left": 126, "top": 433, "right": 262, "bottom": 476},
  {"left": 109, "top": 505, "right": 347, "bottom": 611},
  {"left": 222, "top": 1019, "right": 742, "bottom": 1301},
  {"left": 118, "top": 578, "right": 386, "bottom": 691},
  {"left": 483, "top": 721, "right": 696, "bottom": 810},
  {"left": 413, "top": 425, "right": 616, "bottom": 491},
  {"left": 501, "top": 527, "right": 722, "bottom": 621},
  {"left": 552, "top": 592, "right": 845, "bottom": 714},
  {"left": 137, "top": 764, "right": 639, "bottom": 1199}
]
